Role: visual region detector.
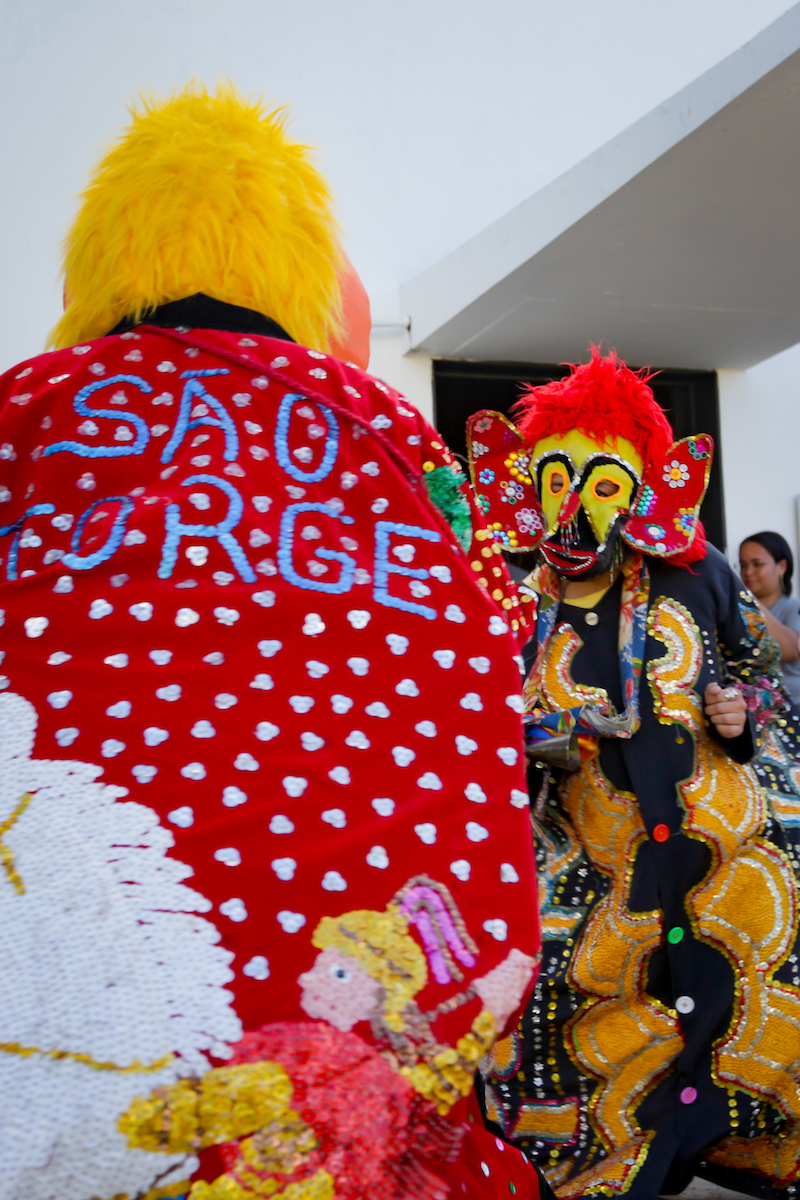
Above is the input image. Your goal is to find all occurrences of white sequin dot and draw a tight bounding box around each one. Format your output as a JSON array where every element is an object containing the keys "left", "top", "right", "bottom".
[
  {"left": 222, "top": 786, "right": 248, "bottom": 807},
  {"left": 215, "top": 849, "right": 244, "bottom": 868},
  {"left": 242, "top": 955, "right": 270, "bottom": 980},
  {"left": 168, "top": 805, "right": 194, "bottom": 827},
  {"left": 322, "top": 871, "right": 347, "bottom": 892}
]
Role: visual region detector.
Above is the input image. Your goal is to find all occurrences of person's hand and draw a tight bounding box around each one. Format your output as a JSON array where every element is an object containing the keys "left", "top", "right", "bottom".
[
  {"left": 472, "top": 948, "right": 537, "bottom": 1029},
  {"left": 704, "top": 682, "right": 747, "bottom": 738}
]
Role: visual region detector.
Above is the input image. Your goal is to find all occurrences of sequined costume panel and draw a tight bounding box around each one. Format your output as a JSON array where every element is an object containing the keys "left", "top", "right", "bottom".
[
  {"left": 0, "top": 311, "right": 543, "bottom": 1200},
  {"left": 484, "top": 548, "right": 800, "bottom": 1200}
]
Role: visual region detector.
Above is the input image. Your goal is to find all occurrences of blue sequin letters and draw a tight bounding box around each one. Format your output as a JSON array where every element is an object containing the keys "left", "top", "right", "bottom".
[
  {"left": 373, "top": 520, "right": 441, "bottom": 619},
  {"left": 278, "top": 502, "right": 356, "bottom": 594},
  {"left": 159, "top": 474, "right": 255, "bottom": 581}
]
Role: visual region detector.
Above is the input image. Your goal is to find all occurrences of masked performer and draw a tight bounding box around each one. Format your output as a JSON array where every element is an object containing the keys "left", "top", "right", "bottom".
[
  {"left": 468, "top": 350, "right": 800, "bottom": 1200},
  {"left": 0, "top": 83, "right": 544, "bottom": 1200}
]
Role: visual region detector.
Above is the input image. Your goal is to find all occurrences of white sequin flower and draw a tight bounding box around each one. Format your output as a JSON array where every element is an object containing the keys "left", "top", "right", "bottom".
[
  {"left": 271, "top": 857, "right": 297, "bottom": 881},
  {"left": 191, "top": 721, "right": 216, "bottom": 738},
  {"left": 277, "top": 911, "right": 306, "bottom": 933},
  {"left": 282, "top": 776, "right": 307, "bottom": 796},
  {"left": 450, "top": 859, "right": 471, "bottom": 881},
  {"left": 391, "top": 746, "right": 415, "bottom": 767},
  {"left": 270, "top": 814, "right": 295, "bottom": 833},
  {"left": 663, "top": 459, "right": 690, "bottom": 488},
  {"left": 321, "top": 809, "right": 347, "bottom": 828},
  {"left": 468, "top": 656, "right": 491, "bottom": 674},
  {"left": 460, "top": 693, "right": 483, "bottom": 711},
  {"left": 180, "top": 762, "right": 206, "bottom": 780},
  {"left": 444, "top": 605, "right": 466, "bottom": 624},
  {"left": 219, "top": 898, "right": 247, "bottom": 922},
  {"left": 366, "top": 846, "right": 389, "bottom": 869},
  {"left": 301, "top": 732, "right": 325, "bottom": 751},
  {"left": 322, "top": 871, "right": 347, "bottom": 891},
  {"left": 129, "top": 602, "right": 154, "bottom": 622},
  {"left": 222, "top": 786, "right": 247, "bottom": 807},
  {"left": 497, "top": 746, "right": 519, "bottom": 766},
  {"left": 456, "top": 736, "right": 478, "bottom": 756},
  {"left": 258, "top": 639, "right": 283, "bottom": 657},
  {"left": 372, "top": 798, "right": 395, "bottom": 816},
  {"left": 255, "top": 722, "right": 280, "bottom": 741},
  {"left": 466, "top": 821, "right": 489, "bottom": 842},
  {"left": 415, "top": 823, "right": 437, "bottom": 844},
  {"left": 175, "top": 607, "right": 199, "bottom": 627},
  {"left": 242, "top": 955, "right": 270, "bottom": 980},
  {"left": 395, "top": 679, "right": 419, "bottom": 696},
  {"left": 234, "top": 753, "right": 259, "bottom": 772}
]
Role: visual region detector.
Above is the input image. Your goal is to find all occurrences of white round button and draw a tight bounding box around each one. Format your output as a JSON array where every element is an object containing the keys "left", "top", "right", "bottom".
[
  {"left": 676, "top": 995, "right": 695, "bottom": 1014},
  {"left": 585, "top": 612, "right": 599, "bottom": 626}
]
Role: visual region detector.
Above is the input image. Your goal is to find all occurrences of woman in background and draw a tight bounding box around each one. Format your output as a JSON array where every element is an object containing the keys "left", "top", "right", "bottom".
[{"left": 739, "top": 530, "right": 800, "bottom": 706}]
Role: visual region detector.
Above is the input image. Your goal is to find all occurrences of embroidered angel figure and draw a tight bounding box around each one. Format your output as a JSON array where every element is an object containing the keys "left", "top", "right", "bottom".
[{"left": 298, "top": 874, "right": 536, "bottom": 1113}]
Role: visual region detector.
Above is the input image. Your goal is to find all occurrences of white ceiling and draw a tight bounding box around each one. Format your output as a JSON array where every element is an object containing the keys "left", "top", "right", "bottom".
[{"left": 402, "top": 5, "right": 800, "bottom": 369}]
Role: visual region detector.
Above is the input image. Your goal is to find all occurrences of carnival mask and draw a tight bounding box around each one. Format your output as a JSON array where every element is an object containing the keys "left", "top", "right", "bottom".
[
  {"left": 467, "top": 411, "right": 713, "bottom": 577},
  {"left": 531, "top": 430, "right": 643, "bottom": 578}
]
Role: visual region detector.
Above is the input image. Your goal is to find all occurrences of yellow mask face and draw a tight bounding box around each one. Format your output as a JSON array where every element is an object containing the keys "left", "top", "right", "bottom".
[{"left": 532, "top": 430, "right": 644, "bottom": 546}]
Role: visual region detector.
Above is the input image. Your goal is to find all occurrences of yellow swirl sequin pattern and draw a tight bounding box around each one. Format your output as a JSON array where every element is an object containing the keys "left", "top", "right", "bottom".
[
  {"left": 648, "top": 598, "right": 800, "bottom": 1182},
  {"left": 558, "top": 761, "right": 681, "bottom": 1194}
]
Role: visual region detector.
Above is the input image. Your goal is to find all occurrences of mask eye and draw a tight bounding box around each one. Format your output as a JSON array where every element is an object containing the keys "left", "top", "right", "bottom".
[
  {"left": 328, "top": 964, "right": 351, "bottom": 984},
  {"left": 591, "top": 475, "right": 622, "bottom": 500},
  {"left": 547, "top": 468, "right": 569, "bottom": 497}
]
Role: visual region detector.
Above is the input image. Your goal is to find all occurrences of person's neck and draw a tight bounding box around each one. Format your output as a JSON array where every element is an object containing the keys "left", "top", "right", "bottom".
[
  {"left": 759, "top": 585, "right": 783, "bottom": 608},
  {"left": 563, "top": 568, "right": 613, "bottom": 600}
]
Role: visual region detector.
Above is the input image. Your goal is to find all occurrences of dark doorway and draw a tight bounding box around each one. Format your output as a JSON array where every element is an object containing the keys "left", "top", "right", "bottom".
[{"left": 433, "top": 359, "right": 726, "bottom": 553}]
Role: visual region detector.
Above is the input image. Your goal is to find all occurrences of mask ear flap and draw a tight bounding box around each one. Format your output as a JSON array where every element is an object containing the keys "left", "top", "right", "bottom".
[
  {"left": 466, "top": 410, "right": 545, "bottom": 552},
  {"left": 622, "top": 435, "right": 713, "bottom": 558}
]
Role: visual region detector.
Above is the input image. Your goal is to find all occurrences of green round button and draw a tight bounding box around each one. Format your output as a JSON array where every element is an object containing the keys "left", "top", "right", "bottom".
[{"left": 668, "top": 926, "right": 684, "bottom": 944}]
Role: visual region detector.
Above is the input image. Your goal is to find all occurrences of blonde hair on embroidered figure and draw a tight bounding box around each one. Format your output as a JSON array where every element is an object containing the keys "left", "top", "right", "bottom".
[
  {"left": 312, "top": 906, "right": 427, "bottom": 1023},
  {"left": 50, "top": 80, "right": 343, "bottom": 352}
]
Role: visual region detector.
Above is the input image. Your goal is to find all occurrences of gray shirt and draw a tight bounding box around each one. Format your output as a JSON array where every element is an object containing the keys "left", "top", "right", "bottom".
[{"left": 770, "top": 594, "right": 800, "bottom": 707}]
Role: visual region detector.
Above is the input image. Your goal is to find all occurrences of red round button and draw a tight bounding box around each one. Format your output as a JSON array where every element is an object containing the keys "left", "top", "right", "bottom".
[{"left": 653, "top": 823, "right": 670, "bottom": 843}]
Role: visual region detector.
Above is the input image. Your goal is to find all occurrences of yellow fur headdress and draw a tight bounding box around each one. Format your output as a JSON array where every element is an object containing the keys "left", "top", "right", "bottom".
[{"left": 50, "top": 81, "right": 342, "bottom": 352}]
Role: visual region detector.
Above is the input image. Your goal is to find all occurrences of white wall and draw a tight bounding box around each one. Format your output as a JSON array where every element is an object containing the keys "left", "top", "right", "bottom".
[
  {"left": 719, "top": 346, "right": 800, "bottom": 592},
  {"left": 1, "top": 0, "right": 796, "bottom": 381},
  {"left": 3, "top": 0, "right": 798, "bottom": 538}
]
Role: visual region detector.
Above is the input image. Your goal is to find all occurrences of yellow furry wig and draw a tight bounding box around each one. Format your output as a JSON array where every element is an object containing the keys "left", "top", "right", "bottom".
[{"left": 50, "top": 81, "right": 342, "bottom": 352}]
